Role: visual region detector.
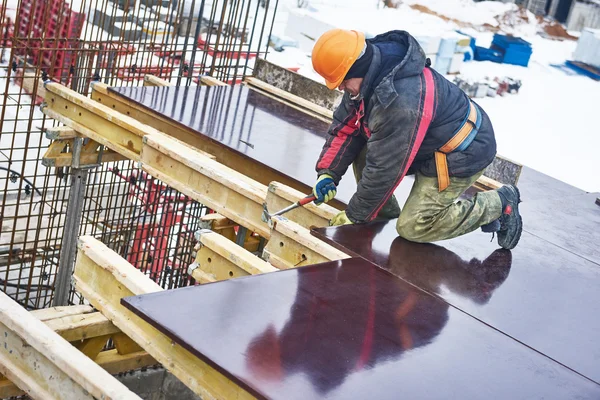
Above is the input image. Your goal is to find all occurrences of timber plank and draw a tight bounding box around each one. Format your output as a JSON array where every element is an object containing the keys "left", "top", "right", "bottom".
[
  {"left": 74, "top": 236, "right": 256, "bottom": 400},
  {"left": 0, "top": 290, "right": 139, "bottom": 399},
  {"left": 45, "top": 311, "right": 119, "bottom": 341},
  {"left": 140, "top": 133, "right": 270, "bottom": 238},
  {"left": 31, "top": 305, "right": 93, "bottom": 322}
]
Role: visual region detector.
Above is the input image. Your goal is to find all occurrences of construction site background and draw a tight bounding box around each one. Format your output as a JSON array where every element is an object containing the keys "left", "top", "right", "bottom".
[{"left": 0, "top": 0, "right": 280, "bottom": 310}]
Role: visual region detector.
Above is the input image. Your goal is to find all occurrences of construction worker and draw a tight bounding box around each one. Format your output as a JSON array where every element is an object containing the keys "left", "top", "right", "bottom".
[{"left": 311, "top": 29, "right": 522, "bottom": 249}]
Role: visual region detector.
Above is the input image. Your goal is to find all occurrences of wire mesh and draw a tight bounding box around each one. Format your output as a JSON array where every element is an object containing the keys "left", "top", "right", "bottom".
[{"left": 0, "top": 0, "right": 279, "bottom": 310}]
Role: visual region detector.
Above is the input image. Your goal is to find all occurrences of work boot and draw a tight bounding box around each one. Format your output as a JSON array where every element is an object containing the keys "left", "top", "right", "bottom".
[
  {"left": 375, "top": 194, "right": 401, "bottom": 220},
  {"left": 495, "top": 185, "right": 522, "bottom": 250}
]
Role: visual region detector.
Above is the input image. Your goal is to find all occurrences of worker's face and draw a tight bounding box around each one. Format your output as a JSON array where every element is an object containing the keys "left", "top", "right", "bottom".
[{"left": 339, "top": 77, "right": 363, "bottom": 97}]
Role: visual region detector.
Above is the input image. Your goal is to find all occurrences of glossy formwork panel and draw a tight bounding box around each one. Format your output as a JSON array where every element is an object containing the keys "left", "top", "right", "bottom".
[
  {"left": 312, "top": 218, "right": 600, "bottom": 384},
  {"left": 110, "top": 85, "right": 361, "bottom": 202},
  {"left": 122, "top": 258, "right": 600, "bottom": 400}
]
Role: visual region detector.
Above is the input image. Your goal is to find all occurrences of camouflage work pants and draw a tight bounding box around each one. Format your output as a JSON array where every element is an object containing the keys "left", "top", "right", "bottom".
[{"left": 352, "top": 147, "right": 503, "bottom": 242}]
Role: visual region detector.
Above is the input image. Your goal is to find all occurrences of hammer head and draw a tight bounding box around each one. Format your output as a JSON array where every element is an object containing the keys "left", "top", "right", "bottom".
[{"left": 261, "top": 203, "right": 271, "bottom": 224}]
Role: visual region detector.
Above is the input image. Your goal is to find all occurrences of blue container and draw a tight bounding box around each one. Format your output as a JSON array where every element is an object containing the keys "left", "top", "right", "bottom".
[
  {"left": 492, "top": 34, "right": 532, "bottom": 67},
  {"left": 474, "top": 46, "right": 503, "bottom": 63}
]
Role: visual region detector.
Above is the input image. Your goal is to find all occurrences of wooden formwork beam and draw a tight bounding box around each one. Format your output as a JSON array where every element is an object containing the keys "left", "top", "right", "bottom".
[
  {"left": 0, "top": 291, "right": 140, "bottom": 400},
  {"left": 244, "top": 77, "right": 333, "bottom": 122},
  {"left": 73, "top": 236, "right": 255, "bottom": 400},
  {"left": 200, "top": 213, "right": 237, "bottom": 241},
  {"left": 141, "top": 132, "right": 270, "bottom": 238},
  {"left": 198, "top": 76, "right": 228, "bottom": 86},
  {"left": 30, "top": 305, "right": 93, "bottom": 321},
  {"left": 143, "top": 75, "right": 172, "bottom": 87},
  {"left": 190, "top": 229, "right": 277, "bottom": 282},
  {"left": 45, "top": 126, "right": 78, "bottom": 140},
  {"left": 43, "top": 82, "right": 147, "bottom": 161},
  {"left": 0, "top": 305, "right": 157, "bottom": 398},
  {"left": 42, "top": 137, "right": 128, "bottom": 168},
  {"left": 263, "top": 216, "right": 350, "bottom": 269},
  {"left": 45, "top": 311, "right": 120, "bottom": 342}
]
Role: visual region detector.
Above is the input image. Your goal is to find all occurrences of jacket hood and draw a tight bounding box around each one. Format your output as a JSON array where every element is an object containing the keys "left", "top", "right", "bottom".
[
  {"left": 360, "top": 31, "right": 427, "bottom": 108},
  {"left": 370, "top": 30, "right": 426, "bottom": 79}
]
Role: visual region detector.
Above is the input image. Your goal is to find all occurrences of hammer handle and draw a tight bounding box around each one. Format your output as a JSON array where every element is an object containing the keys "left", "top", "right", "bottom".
[{"left": 298, "top": 194, "right": 317, "bottom": 206}]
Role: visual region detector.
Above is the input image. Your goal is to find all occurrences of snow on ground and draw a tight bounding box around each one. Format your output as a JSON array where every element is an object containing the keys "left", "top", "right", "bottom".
[
  {"left": 459, "top": 33, "right": 600, "bottom": 193},
  {"left": 268, "top": 0, "right": 600, "bottom": 193},
  {"left": 403, "top": 0, "right": 515, "bottom": 26}
]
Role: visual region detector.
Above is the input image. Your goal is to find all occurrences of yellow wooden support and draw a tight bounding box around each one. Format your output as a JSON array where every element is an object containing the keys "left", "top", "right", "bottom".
[
  {"left": 143, "top": 75, "right": 172, "bottom": 86},
  {"left": 75, "top": 334, "right": 112, "bottom": 360},
  {"left": 140, "top": 132, "right": 270, "bottom": 238},
  {"left": 42, "top": 137, "right": 127, "bottom": 168},
  {"left": 44, "top": 311, "right": 120, "bottom": 342},
  {"left": 190, "top": 229, "right": 277, "bottom": 282},
  {"left": 45, "top": 126, "right": 78, "bottom": 140},
  {"left": 200, "top": 213, "right": 237, "bottom": 241},
  {"left": 112, "top": 332, "right": 145, "bottom": 355},
  {"left": 263, "top": 216, "right": 350, "bottom": 268},
  {"left": 74, "top": 236, "right": 256, "bottom": 400},
  {"left": 0, "top": 290, "right": 140, "bottom": 399},
  {"left": 198, "top": 75, "right": 228, "bottom": 86}
]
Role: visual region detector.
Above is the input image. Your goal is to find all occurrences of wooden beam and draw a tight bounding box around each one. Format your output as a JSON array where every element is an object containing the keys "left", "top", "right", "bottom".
[
  {"left": 263, "top": 216, "right": 349, "bottom": 268},
  {"left": 112, "top": 332, "right": 145, "bottom": 355},
  {"left": 30, "top": 305, "right": 94, "bottom": 322},
  {"left": 74, "top": 236, "right": 255, "bottom": 400},
  {"left": 266, "top": 182, "right": 337, "bottom": 229},
  {"left": 200, "top": 213, "right": 237, "bottom": 241},
  {"left": 190, "top": 230, "right": 277, "bottom": 282},
  {"left": 190, "top": 267, "right": 218, "bottom": 284},
  {"left": 43, "top": 82, "right": 146, "bottom": 161},
  {"left": 45, "top": 126, "right": 78, "bottom": 140},
  {"left": 140, "top": 133, "right": 270, "bottom": 238},
  {"left": 76, "top": 334, "right": 112, "bottom": 360},
  {"left": 42, "top": 137, "right": 128, "bottom": 168},
  {"left": 198, "top": 75, "right": 228, "bottom": 86},
  {"left": 245, "top": 77, "right": 333, "bottom": 121},
  {"left": 20, "top": 71, "right": 47, "bottom": 101},
  {"left": 45, "top": 311, "right": 120, "bottom": 342},
  {"left": 0, "top": 290, "right": 140, "bottom": 400},
  {"left": 93, "top": 349, "right": 157, "bottom": 375},
  {"left": 143, "top": 75, "right": 172, "bottom": 87},
  {"left": 472, "top": 175, "right": 502, "bottom": 191},
  {"left": 0, "top": 349, "right": 157, "bottom": 398}
]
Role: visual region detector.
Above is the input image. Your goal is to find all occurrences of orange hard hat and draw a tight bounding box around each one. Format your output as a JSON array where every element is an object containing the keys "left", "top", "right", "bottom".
[{"left": 312, "top": 29, "right": 366, "bottom": 90}]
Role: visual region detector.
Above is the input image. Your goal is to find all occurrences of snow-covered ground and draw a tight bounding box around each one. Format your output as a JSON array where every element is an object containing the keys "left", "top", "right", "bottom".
[{"left": 268, "top": 0, "right": 600, "bottom": 193}]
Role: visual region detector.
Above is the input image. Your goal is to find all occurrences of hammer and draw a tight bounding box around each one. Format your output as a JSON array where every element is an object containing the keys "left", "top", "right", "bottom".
[{"left": 261, "top": 194, "right": 316, "bottom": 223}]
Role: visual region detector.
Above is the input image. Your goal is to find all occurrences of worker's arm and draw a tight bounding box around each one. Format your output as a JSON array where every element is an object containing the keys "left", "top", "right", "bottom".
[
  {"left": 346, "top": 97, "right": 429, "bottom": 223},
  {"left": 315, "top": 92, "right": 367, "bottom": 184}
]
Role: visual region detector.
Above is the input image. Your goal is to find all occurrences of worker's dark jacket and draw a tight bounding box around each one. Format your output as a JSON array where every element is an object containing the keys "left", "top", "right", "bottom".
[{"left": 316, "top": 30, "right": 496, "bottom": 223}]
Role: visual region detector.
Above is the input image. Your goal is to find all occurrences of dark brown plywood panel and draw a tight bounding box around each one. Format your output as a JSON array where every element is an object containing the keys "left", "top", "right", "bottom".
[
  {"left": 122, "top": 259, "right": 600, "bottom": 400},
  {"left": 313, "top": 219, "right": 600, "bottom": 383}
]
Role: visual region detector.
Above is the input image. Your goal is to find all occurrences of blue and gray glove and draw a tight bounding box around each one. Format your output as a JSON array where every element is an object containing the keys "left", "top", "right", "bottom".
[{"left": 312, "top": 174, "right": 337, "bottom": 205}]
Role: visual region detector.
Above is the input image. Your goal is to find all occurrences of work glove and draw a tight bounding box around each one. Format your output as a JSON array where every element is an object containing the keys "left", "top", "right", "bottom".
[
  {"left": 330, "top": 210, "right": 353, "bottom": 226},
  {"left": 313, "top": 174, "right": 337, "bottom": 205}
]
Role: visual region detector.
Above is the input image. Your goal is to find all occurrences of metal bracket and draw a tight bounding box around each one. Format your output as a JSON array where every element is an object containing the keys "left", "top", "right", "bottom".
[
  {"left": 187, "top": 261, "right": 199, "bottom": 276},
  {"left": 194, "top": 229, "right": 213, "bottom": 241}
]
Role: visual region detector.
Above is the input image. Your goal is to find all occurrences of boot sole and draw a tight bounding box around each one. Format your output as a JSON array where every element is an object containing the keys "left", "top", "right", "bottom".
[{"left": 503, "top": 185, "right": 522, "bottom": 250}]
